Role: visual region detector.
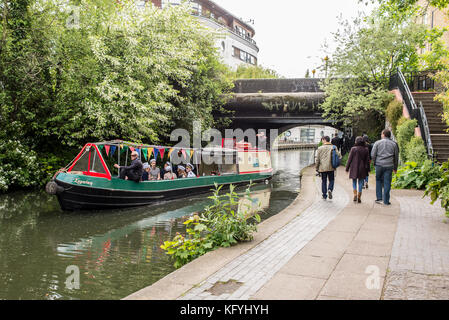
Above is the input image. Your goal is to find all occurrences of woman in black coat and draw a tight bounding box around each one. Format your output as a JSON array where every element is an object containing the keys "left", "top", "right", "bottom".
[{"left": 345, "top": 136, "right": 370, "bottom": 203}]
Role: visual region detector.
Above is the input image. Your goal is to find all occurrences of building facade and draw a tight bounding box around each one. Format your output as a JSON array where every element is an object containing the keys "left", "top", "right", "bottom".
[
  {"left": 417, "top": 0, "right": 449, "bottom": 53},
  {"left": 139, "top": 0, "right": 259, "bottom": 69}
]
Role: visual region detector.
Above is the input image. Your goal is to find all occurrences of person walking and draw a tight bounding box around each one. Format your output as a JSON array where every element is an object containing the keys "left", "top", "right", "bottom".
[
  {"left": 331, "top": 133, "right": 341, "bottom": 152},
  {"left": 315, "top": 136, "right": 341, "bottom": 200},
  {"left": 345, "top": 136, "right": 370, "bottom": 203},
  {"left": 362, "top": 135, "right": 373, "bottom": 189},
  {"left": 371, "top": 129, "right": 399, "bottom": 205}
]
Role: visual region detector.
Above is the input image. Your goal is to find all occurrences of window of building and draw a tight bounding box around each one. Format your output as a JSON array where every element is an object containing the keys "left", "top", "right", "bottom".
[
  {"left": 232, "top": 46, "right": 257, "bottom": 65},
  {"left": 191, "top": 1, "right": 202, "bottom": 15},
  {"left": 300, "top": 128, "right": 315, "bottom": 143}
]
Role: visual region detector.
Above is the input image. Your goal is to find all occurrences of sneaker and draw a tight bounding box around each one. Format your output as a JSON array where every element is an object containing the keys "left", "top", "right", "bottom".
[
  {"left": 375, "top": 199, "right": 383, "bottom": 204},
  {"left": 322, "top": 195, "right": 327, "bottom": 200},
  {"left": 365, "top": 183, "right": 369, "bottom": 189},
  {"left": 328, "top": 190, "right": 333, "bottom": 199},
  {"left": 384, "top": 202, "right": 391, "bottom": 206}
]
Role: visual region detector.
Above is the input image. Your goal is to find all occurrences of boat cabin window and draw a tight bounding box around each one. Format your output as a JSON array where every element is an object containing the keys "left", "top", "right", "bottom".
[{"left": 69, "top": 145, "right": 108, "bottom": 175}]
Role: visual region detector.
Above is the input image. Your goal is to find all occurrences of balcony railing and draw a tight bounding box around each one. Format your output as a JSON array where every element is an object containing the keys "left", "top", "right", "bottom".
[{"left": 192, "top": 12, "right": 257, "bottom": 46}]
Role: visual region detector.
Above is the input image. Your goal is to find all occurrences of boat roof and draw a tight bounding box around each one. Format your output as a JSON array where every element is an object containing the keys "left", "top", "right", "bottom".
[{"left": 93, "top": 140, "right": 239, "bottom": 153}]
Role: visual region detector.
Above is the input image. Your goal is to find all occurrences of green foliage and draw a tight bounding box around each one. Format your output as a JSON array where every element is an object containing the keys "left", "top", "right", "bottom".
[
  {"left": 405, "top": 136, "right": 428, "bottom": 164},
  {"left": 386, "top": 99, "right": 404, "bottom": 134},
  {"left": 161, "top": 184, "right": 261, "bottom": 268},
  {"left": 393, "top": 160, "right": 441, "bottom": 189},
  {"left": 320, "top": 78, "right": 393, "bottom": 130},
  {"left": 0, "top": 139, "right": 41, "bottom": 191},
  {"left": 425, "top": 160, "right": 449, "bottom": 217},
  {"left": 228, "top": 64, "right": 281, "bottom": 80},
  {"left": 0, "top": 0, "right": 232, "bottom": 192},
  {"left": 396, "top": 118, "right": 418, "bottom": 162}
]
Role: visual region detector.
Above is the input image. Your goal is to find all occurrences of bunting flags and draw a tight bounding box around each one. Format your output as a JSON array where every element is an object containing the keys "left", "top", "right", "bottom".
[
  {"left": 129, "top": 146, "right": 135, "bottom": 152},
  {"left": 147, "top": 148, "right": 154, "bottom": 159},
  {"left": 153, "top": 148, "right": 159, "bottom": 160},
  {"left": 110, "top": 145, "right": 117, "bottom": 157},
  {"left": 181, "top": 149, "right": 187, "bottom": 159},
  {"left": 121, "top": 145, "right": 128, "bottom": 154},
  {"left": 159, "top": 148, "right": 165, "bottom": 160},
  {"left": 142, "top": 148, "right": 148, "bottom": 160},
  {"left": 105, "top": 145, "right": 110, "bottom": 156},
  {"left": 167, "top": 148, "right": 174, "bottom": 159},
  {"left": 98, "top": 144, "right": 104, "bottom": 151}
]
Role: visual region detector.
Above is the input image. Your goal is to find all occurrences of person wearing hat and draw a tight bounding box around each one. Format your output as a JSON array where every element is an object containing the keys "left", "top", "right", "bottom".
[
  {"left": 163, "top": 162, "right": 177, "bottom": 180},
  {"left": 186, "top": 163, "right": 196, "bottom": 178},
  {"left": 142, "top": 162, "right": 150, "bottom": 181},
  {"left": 148, "top": 159, "right": 161, "bottom": 181},
  {"left": 177, "top": 165, "right": 187, "bottom": 179},
  {"left": 114, "top": 150, "right": 143, "bottom": 183}
]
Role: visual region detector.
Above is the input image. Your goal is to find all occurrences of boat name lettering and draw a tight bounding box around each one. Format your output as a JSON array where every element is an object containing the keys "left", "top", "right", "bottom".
[{"left": 74, "top": 178, "right": 93, "bottom": 186}]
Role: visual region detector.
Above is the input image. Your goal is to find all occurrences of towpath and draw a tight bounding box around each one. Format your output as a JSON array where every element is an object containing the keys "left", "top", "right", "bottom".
[{"left": 124, "top": 166, "right": 449, "bottom": 300}]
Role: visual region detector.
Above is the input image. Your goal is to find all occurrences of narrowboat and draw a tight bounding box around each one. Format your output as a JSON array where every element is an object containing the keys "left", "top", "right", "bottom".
[{"left": 46, "top": 140, "right": 273, "bottom": 211}]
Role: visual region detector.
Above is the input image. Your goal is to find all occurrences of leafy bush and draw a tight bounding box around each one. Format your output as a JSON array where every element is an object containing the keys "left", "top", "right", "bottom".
[
  {"left": 396, "top": 118, "right": 418, "bottom": 162},
  {"left": 425, "top": 161, "right": 449, "bottom": 218},
  {"left": 0, "top": 139, "right": 41, "bottom": 192},
  {"left": 161, "top": 184, "right": 261, "bottom": 268},
  {"left": 405, "top": 136, "right": 428, "bottom": 164},
  {"left": 386, "top": 99, "right": 403, "bottom": 134},
  {"left": 393, "top": 160, "right": 441, "bottom": 190}
]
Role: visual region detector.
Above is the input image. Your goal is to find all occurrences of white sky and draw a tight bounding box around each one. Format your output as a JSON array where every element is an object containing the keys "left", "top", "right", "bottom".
[{"left": 212, "top": 0, "right": 376, "bottom": 78}]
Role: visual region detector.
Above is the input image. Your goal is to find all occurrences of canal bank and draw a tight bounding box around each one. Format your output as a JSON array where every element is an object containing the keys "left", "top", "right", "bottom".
[
  {"left": 125, "top": 166, "right": 449, "bottom": 300},
  {"left": 124, "top": 165, "right": 321, "bottom": 300}
]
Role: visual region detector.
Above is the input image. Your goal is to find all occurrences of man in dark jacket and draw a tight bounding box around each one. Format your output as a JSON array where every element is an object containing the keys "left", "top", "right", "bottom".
[
  {"left": 114, "top": 151, "right": 143, "bottom": 182},
  {"left": 371, "top": 129, "right": 399, "bottom": 205},
  {"left": 331, "top": 133, "right": 341, "bottom": 151}
]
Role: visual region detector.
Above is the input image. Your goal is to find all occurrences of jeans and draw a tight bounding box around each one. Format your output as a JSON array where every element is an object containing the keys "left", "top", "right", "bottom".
[
  {"left": 375, "top": 166, "right": 393, "bottom": 204},
  {"left": 352, "top": 179, "right": 364, "bottom": 193},
  {"left": 119, "top": 168, "right": 141, "bottom": 182},
  {"left": 365, "top": 174, "right": 369, "bottom": 184},
  {"left": 321, "top": 171, "right": 335, "bottom": 198}
]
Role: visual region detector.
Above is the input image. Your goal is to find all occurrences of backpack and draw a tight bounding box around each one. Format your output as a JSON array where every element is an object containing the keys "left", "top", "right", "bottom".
[{"left": 331, "top": 145, "right": 340, "bottom": 169}]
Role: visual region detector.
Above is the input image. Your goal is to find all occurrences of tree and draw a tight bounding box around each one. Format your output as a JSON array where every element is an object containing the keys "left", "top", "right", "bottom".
[
  {"left": 319, "top": 5, "right": 433, "bottom": 132},
  {"left": 228, "top": 64, "right": 281, "bottom": 80},
  {"left": 0, "top": 0, "right": 233, "bottom": 191}
]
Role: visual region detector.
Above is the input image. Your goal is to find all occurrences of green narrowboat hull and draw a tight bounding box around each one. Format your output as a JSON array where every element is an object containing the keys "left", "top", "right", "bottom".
[{"left": 53, "top": 171, "right": 273, "bottom": 211}]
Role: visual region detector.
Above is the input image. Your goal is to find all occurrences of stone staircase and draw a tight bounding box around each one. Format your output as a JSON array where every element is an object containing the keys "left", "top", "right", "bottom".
[{"left": 412, "top": 92, "right": 449, "bottom": 163}]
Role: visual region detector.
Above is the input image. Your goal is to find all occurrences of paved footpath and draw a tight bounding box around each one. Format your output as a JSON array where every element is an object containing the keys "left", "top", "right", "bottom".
[{"left": 125, "top": 166, "right": 449, "bottom": 300}]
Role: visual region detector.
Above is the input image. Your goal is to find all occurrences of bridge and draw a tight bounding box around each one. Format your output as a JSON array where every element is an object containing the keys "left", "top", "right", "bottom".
[{"left": 214, "top": 78, "right": 340, "bottom": 147}]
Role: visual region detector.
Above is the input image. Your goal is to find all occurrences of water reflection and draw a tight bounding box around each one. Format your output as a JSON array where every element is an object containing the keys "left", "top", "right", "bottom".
[{"left": 0, "top": 149, "right": 314, "bottom": 300}]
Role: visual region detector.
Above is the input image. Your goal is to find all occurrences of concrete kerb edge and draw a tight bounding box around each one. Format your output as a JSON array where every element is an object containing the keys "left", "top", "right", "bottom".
[{"left": 123, "top": 165, "right": 318, "bottom": 300}]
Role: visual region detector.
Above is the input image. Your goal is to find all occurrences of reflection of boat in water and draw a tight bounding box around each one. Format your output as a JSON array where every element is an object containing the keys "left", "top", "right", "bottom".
[
  {"left": 46, "top": 140, "right": 273, "bottom": 211},
  {"left": 56, "top": 184, "right": 272, "bottom": 257}
]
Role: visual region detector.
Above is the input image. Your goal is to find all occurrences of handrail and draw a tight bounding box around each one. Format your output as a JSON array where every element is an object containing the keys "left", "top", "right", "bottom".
[
  {"left": 390, "top": 68, "right": 434, "bottom": 160},
  {"left": 418, "top": 101, "right": 434, "bottom": 159},
  {"left": 397, "top": 69, "right": 417, "bottom": 110}
]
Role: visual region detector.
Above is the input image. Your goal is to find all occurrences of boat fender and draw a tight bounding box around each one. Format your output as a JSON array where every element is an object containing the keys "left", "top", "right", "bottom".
[{"left": 45, "top": 181, "right": 64, "bottom": 195}]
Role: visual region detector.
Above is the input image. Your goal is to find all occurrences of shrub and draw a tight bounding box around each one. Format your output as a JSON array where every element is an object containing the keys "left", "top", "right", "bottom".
[
  {"left": 386, "top": 99, "right": 404, "bottom": 134},
  {"left": 0, "top": 139, "right": 41, "bottom": 192},
  {"left": 161, "top": 184, "right": 261, "bottom": 268},
  {"left": 405, "top": 136, "right": 428, "bottom": 164},
  {"left": 393, "top": 160, "right": 441, "bottom": 190},
  {"left": 396, "top": 118, "right": 418, "bottom": 162},
  {"left": 425, "top": 160, "right": 449, "bottom": 218}
]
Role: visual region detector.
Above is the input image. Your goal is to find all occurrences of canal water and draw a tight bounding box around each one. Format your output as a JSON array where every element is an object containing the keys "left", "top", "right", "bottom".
[{"left": 0, "top": 149, "right": 315, "bottom": 300}]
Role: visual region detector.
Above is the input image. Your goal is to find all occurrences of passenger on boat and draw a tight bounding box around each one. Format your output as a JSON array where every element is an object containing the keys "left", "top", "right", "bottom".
[
  {"left": 186, "top": 163, "right": 196, "bottom": 178},
  {"left": 148, "top": 159, "right": 161, "bottom": 181},
  {"left": 142, "top": 162, "right": 150, "bottom": 181},
  {"left": 177, "top": 165, "right": 187, "bottom": 178},
  {"left": 114, "top": 151, "right": 143, "bottom": 182},
  {"left": 163, "top": 164, "right": 177, "bottom": 180}
]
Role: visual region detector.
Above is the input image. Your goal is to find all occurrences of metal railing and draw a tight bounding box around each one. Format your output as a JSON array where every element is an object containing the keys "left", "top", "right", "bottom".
[
  {"left": 389, "top": 68, "right": 434, "bottom": 159},
  {"left": 418, "top": 101, "right": 434, "bottom": 159}
]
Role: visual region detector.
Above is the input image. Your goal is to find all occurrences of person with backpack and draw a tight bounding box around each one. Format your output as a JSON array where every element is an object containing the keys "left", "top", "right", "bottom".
[
  {"left": 345, "top": 136, "right": 370, "bottom": 203},
  {"left": 315, "top": 136, "right": 342, "bottom": 200}
]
